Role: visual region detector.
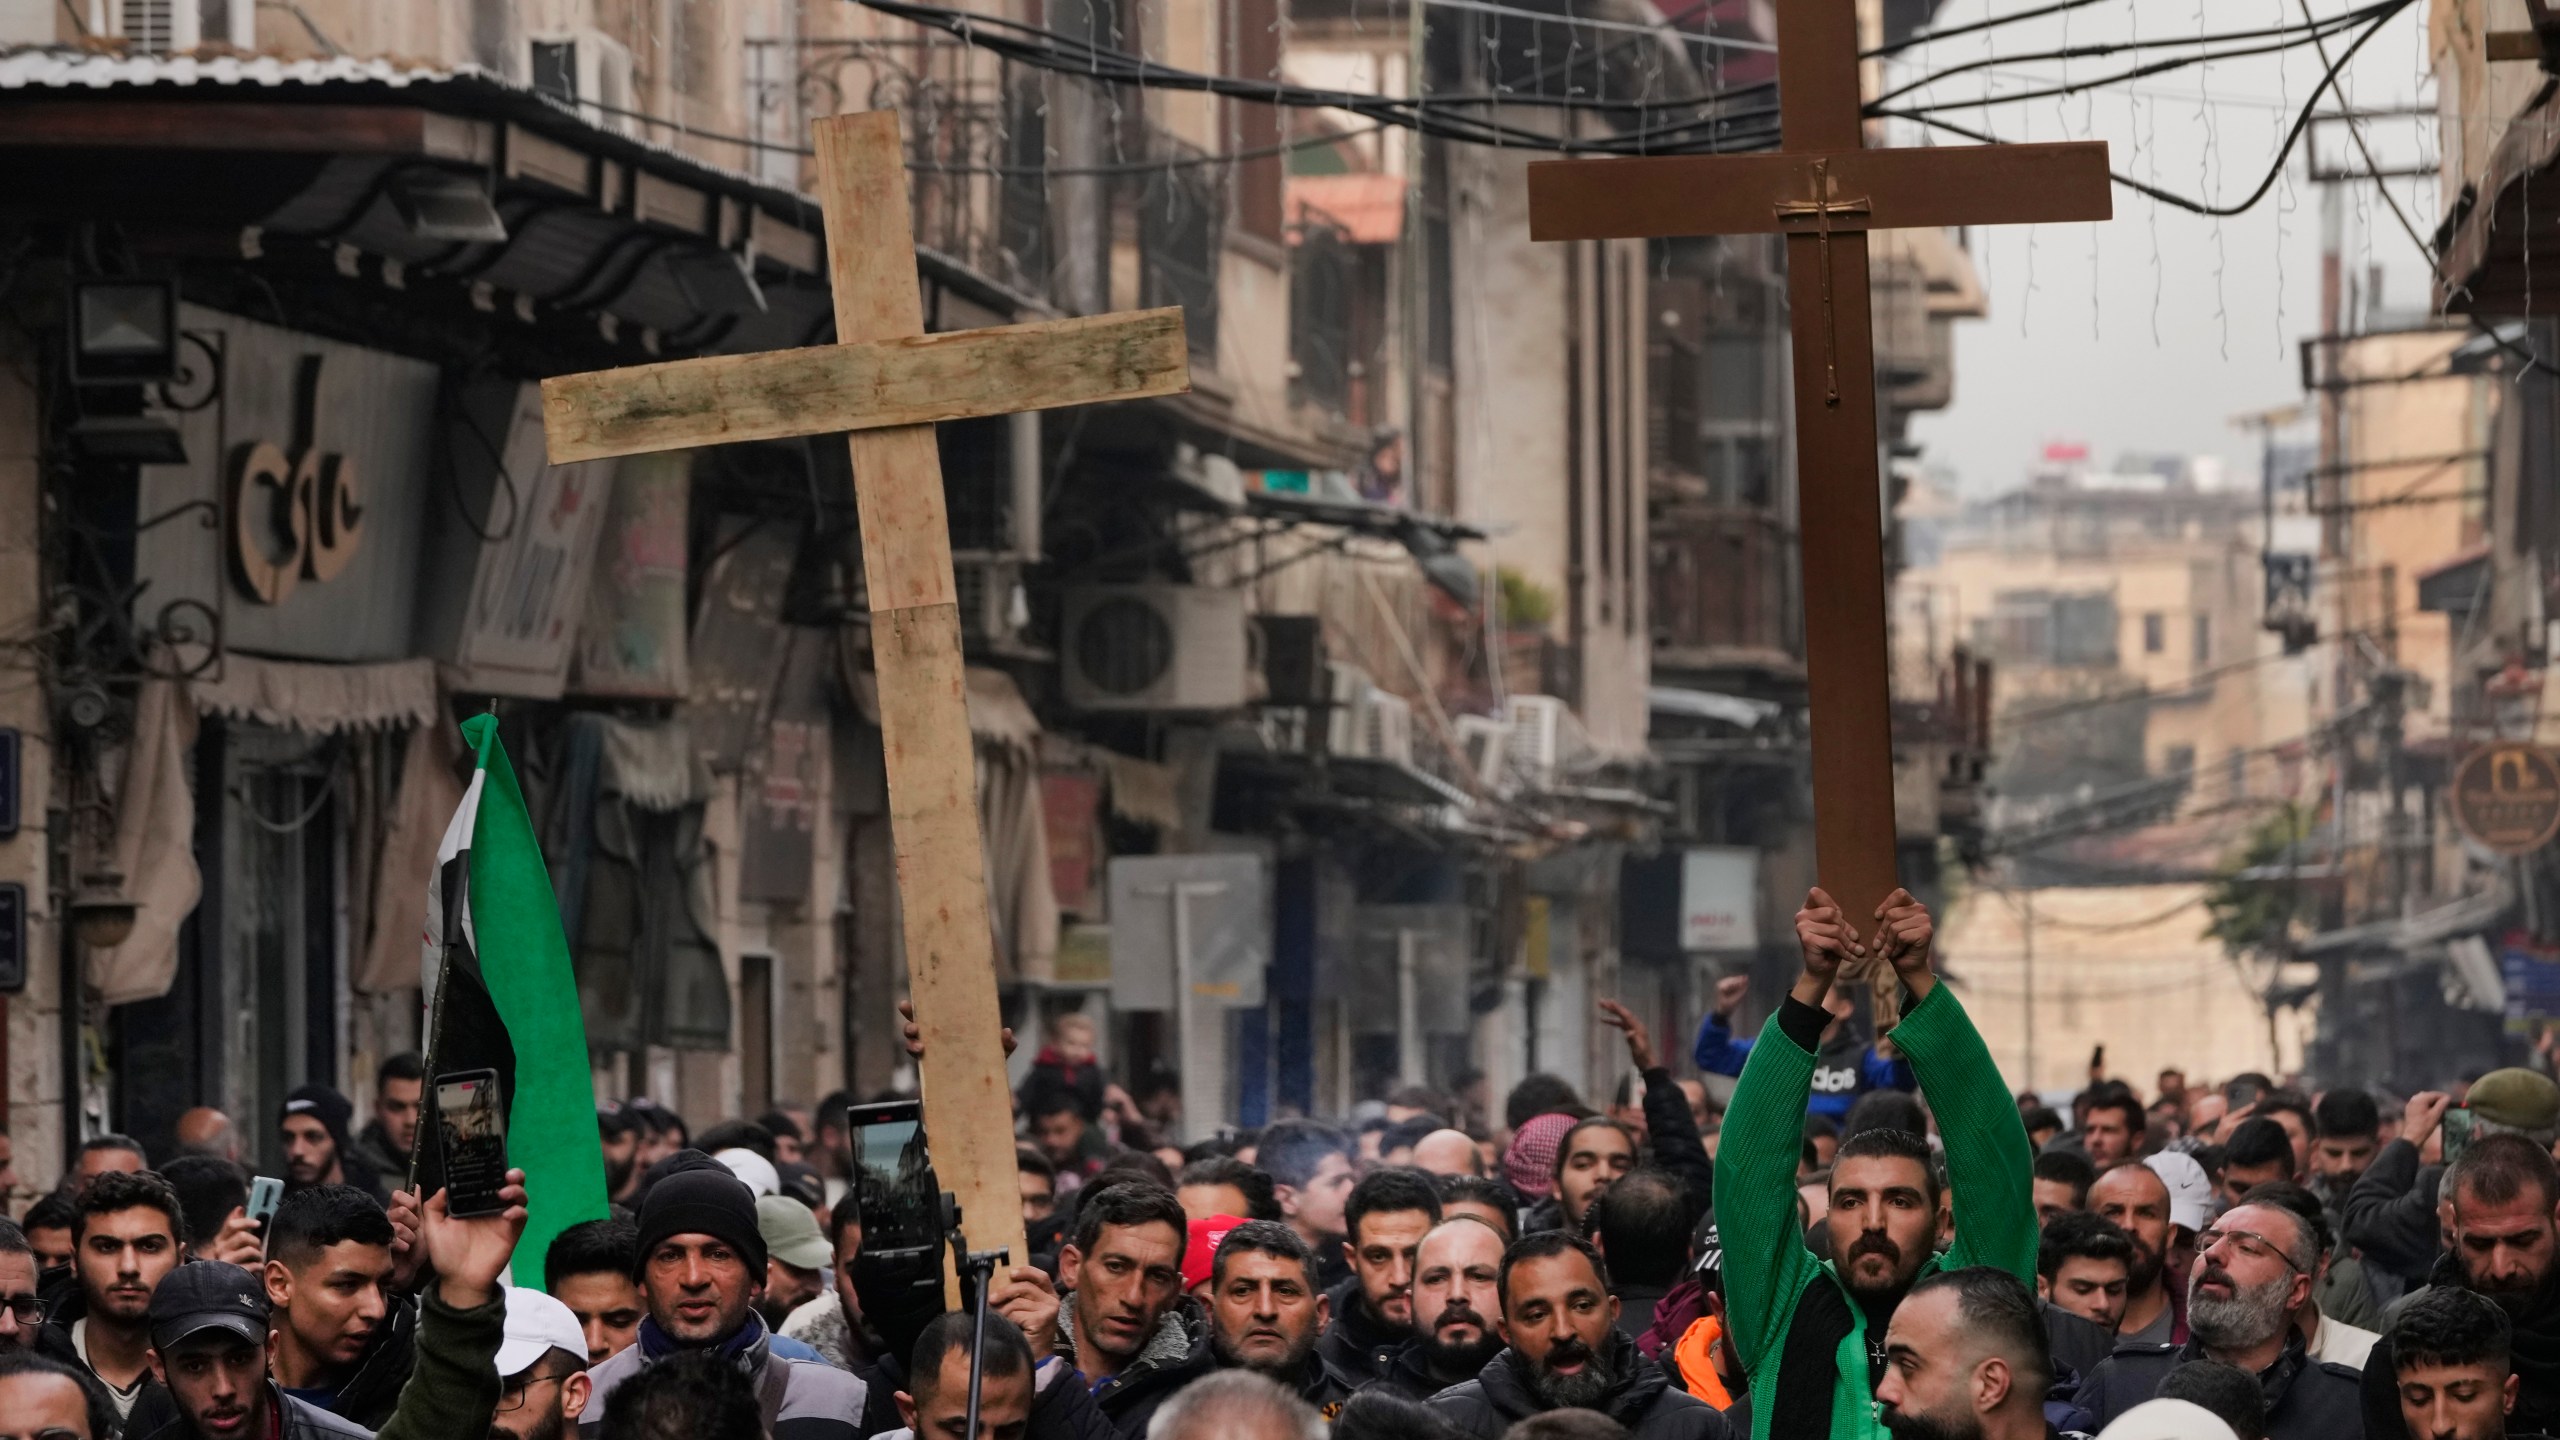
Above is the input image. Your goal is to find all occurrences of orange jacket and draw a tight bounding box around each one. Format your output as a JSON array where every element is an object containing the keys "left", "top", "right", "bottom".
[{"left": 1670, "top": 1314, "right": 1735, "bottom": 1409}]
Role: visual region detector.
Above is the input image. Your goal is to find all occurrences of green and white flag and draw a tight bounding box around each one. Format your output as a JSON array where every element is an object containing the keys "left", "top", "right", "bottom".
[{"left": 421, "top": 713, "right": 608, "bottom": 1285}]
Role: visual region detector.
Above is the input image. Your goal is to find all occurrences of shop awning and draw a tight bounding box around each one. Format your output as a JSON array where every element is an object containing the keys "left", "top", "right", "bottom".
[
  {"left": 192, "top": 654, "right": 439, "bottom": 732},
  {"left": 2437, "top": 79, "right": 2560, "bottom": 315},
  {"left": 2297, "top": 874, "right": 2516, "bottom": 958},
  {"left": 1288, "top": 173, "right": 1406, "bottom": 244}
]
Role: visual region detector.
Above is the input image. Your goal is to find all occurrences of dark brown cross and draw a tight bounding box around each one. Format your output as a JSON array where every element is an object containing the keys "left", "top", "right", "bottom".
[{"left": 1529, "top": 0, "right": 2111, "bottom": 974}]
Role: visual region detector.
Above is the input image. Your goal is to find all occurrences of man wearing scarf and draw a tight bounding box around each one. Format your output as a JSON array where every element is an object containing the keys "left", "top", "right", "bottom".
[
  {"left": 2361, "top": 1133, "right": 2560, "bottom": 1438},
  {"left": 1714, "top": 887, "right": 2037, "bottom": 1440},
  {"left": 576, "top": 1159, "right": 864, "bottom": 1439}
]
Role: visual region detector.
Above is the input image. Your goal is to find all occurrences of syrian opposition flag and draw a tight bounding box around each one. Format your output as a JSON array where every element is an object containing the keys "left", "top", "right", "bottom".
[{"left": 421, "top": 713, "right": 609, "bottom": 1285}]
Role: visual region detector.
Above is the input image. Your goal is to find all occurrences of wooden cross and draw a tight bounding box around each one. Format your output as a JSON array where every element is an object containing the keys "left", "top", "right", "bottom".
[
  {"left": 1528, "top": 0, "right": 2112, "bottom": 964},
  {"left": 541, "top": 111, "right": 1192, "bottom": 1279}
]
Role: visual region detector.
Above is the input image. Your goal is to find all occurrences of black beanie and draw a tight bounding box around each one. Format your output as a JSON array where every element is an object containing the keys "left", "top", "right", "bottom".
[{"left": 632, "top": 1157, "right": 766, "bottom": 1279}]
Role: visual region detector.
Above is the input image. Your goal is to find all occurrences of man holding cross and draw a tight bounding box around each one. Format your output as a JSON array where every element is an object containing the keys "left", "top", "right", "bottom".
[{"left": 1713, "top": 888, "right": 2036, "bottom": 1440}]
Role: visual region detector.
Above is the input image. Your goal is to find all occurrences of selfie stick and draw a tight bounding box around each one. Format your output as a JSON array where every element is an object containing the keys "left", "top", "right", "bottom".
[{"left": 949, "top": 1227, "right": 1008, "bottom": 1440}]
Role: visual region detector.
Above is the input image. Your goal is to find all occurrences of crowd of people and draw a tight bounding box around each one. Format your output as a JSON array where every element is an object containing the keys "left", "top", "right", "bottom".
[{"left": 5, "top": 884, "right": 2560, "bottom": 1440}]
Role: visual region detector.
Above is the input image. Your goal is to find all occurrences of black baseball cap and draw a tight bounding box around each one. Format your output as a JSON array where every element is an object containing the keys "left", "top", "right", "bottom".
[{"left": 148, "top": 1261, "right": 270, "bottom": 1354}]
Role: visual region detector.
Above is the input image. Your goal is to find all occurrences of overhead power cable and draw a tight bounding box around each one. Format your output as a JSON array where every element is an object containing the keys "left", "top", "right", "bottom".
[{"left": 1872, "top": 0, "right": 2405, "bottom": 112}]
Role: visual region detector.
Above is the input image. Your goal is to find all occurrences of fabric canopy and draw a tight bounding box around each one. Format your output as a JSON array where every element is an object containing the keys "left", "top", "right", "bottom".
[{"left": 193, "top": 654, "right": 439, "bottom": 733}]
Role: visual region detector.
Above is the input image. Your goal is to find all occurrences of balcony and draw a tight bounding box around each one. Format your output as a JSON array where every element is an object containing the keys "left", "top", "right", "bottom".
[
  {"left": 1131, "top": 128, "right": 1224, "bottom": 363},
  {"left": 1650, "top": 505, "right": 1799, "bottom": 677}
]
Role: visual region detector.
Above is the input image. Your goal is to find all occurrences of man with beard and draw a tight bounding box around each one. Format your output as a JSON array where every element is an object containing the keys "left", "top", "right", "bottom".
[
  {"left": 2385, "top": 1286, "right": 2560, "bottom": 1440},
  {"left": 139, "top": 1176, "right": 525, "bottom": 1440},
  {"left": 1716, "top": 887, "right": 2035, "bottom": 1440},
  {"left": 2072, "top": 1199, "right": 2360, "bottom": 1437},
  {"left": 575, "top": 1161, "right": 865, "bottom": 1440},
  {"left": 349, "top": 1055, "right": 423, "bottom": 1186},
  {"left": 1320, "top": 1168, "right": 1440, "bottom": 1389},
  {"left": 2090, "top": 1162, "right": 2189, "bottom": 1348},
  {"left": 596, "top": 1108, "right": 643, "bottom": 1209},
  {"left": 1423, "top": 1231, "right": 1725, "bottom": 1438},
  {"left": 751, "top": 1196, "right": 831, "bottom": 1331},
  {"left": 1379, "top": 1217, "right": 1507, "bottom": 1399},
  {"left": 1202, "top": 1220, "right": 1357, "bottom": 1421},
  {"left": 36, "top": 1169, "right": 186, "bottom": 1420},
  {"left": 279, "top": 1087, "right": 386, "bottom": 1204},
  {"left": 2077, "top": 1092, "right": 2146, "bottom": 1172},
  {"left": 1872, "top": 1268, "right": 2056, "bottom": 1440},
  {"left": 2361, "top": 1134, "right": 2560, "bottom": 1438},
  {"left": 1535, "top": 1119, "right": 1636, "bottom": 1237},
  {"left": 2312, "top": 1090, "right": 2382, "bottom": 1208},
  {"left": 488, "top": 1290, "right": 591, "bottom": 1440}
]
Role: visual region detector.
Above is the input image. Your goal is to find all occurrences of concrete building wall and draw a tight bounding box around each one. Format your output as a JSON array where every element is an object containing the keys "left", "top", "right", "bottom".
[{"left": 0, "top": 326, "right": 63, "bottom": 1195}]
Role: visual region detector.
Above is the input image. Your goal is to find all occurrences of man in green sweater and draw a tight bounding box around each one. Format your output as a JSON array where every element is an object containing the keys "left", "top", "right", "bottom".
[{"left": 1718, "top": 887, "right": 2036, "bottom": 1440}]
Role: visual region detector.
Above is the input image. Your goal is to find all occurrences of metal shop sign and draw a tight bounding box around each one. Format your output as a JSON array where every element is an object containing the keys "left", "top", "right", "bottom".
[{"left": 2452, "top": 742, "right": 2560, "bottom": 856}]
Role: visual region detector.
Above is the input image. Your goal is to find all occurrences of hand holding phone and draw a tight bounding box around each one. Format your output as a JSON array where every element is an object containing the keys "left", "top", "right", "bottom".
[{"left": 433, "top": 1069, "right": 510, "bottom": 1218}]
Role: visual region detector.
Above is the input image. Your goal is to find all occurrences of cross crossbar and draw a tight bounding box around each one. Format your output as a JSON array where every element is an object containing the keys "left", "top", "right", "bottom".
[
  {"left": 1526, "top": 141, "right": 2112, "bottom": 242},
  {"left": 540, "top": 308, "right": 1188, "bottom": 464}
]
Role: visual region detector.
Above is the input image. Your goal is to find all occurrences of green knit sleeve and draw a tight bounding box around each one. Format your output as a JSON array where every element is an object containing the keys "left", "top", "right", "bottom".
[
  {"left": 1888, "top": 984, "right": 2037, "bottom": 1283},
  {"left": 1714, "top": 1011, "right": 1822, "bottom": 1370}
]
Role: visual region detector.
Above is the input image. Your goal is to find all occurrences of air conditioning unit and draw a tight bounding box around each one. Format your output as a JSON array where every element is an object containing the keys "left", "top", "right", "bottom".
[
  {"left": 1322, "top": 661, "right": 1374, "bottom": 755},
  {"left": 529, "top": 31, "right": 637, "bottom": 135},
  {"left": 117, "top": 0, "right": 210, "bottom": 52},
  {"left": 1062, "top": 585, "right": 1250, "bottom": 711},
  {"left": 1454, "top": 714, "right": 1513, "bottom": 793},
  {"left": 1505, "top": 695, "right": 1592, "bottom": 791},
  {"left": 1361, "top": 691, "right": 1414, "bottom": 766},
  {"left": 954, "top": 551, "right": 1030, "bottom": 651}
]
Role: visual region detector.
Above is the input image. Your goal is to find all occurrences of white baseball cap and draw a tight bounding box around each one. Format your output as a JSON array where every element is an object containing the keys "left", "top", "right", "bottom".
[
  {"left": 2096, "top": 1398, "right": 2237, "bottom": 1440},
  {"left": 716, "top": 1147, "right": 782, "bottom": 1198},
  {"left": 495, "top": 1288, "right": 589, "bottom": 1380},
  {"left": 2144, "top": 1150, "right": 2214, "bottom": 1234}
]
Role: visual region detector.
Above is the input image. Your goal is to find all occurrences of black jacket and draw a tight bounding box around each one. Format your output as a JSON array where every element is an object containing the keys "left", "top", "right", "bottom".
[
  {"left": 2341, "top": 1137, "right": 2445, "bottom": 1291},
  {"left": 2074, "top": 1332, "right": 2362, "bottom": 1440},
  {"left": 1319, "top": 1278, "right": 1413, "bottom": 1390},
  {"left": 1635, "top": 1065, "right": 1716, "bottom": 1219},
  {"left": 1072, "top": 1303, "right": 1217, "bottom": 1437},
  {"left": 1424, "top": 1334, "right": 1731, "bottom": 1440},
  {"left": 2361, "top": 1257, "right": 2560, "bottom": 1439}
]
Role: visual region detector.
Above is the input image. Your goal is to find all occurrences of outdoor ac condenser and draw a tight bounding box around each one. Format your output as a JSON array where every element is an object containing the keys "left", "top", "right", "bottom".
[{"left": 1061, "top": 584, "right": 1251, "bottom": 712}]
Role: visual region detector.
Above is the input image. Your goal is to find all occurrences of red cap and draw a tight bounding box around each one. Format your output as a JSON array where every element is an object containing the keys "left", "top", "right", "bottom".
[{"left": 1183, "top": 1214, "right": 1248, "bottom": 1290}]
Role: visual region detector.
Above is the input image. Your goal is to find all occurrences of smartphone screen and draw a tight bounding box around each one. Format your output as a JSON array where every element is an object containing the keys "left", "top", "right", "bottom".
[
  {"left": 435, "top": 1070, "right": 508, "bottom": 1218},
  {"left": 2443, "top": 1107, "right": 2477, "bottom": 1167},
  {"left": 846, "top": 1101, "right": 939, "bottom": 1254}
]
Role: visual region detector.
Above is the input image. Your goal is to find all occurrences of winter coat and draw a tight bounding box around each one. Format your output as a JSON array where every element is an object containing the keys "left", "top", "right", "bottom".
[
  {"left": 129, "top": 1288, "right": 504, "bottom": 1440},
  {"left": 2074, "top": 1332, "right": 2362, "bottom": 1440},
  {"left": 579, "top": 1313, "right": 867, "bottom": 1440},
  {"left": 1061, "top": 1299, "right": 1216, "bottom": 1436},
  {"left": 1318, "top": 1279, "right": 1412, "bottom": 1390},
  {"left": 1691, "top": 1010, "right": 1913, "bottom": 1121},
  {"left": 2340, "top": 1137, "right": 2445, "bottom": 1292},
  {"left": 1423, "top": 1334, "right": 1730, "bottom": 1439}
]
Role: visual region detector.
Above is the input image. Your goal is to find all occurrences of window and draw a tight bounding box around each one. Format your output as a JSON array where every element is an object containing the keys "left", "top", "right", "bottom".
[
  {"left": 2143, "top": 613, "right": 2165, "bottom": 654},
  {"left": 2226, "top": 749, "right": 2248, "bottom": 798},
  {"left": 2164, "top": 744, "right": 2196, "bottom": 775},
  {"left": 2192, "top": 614, "right": 2212, "bottom": 664}
]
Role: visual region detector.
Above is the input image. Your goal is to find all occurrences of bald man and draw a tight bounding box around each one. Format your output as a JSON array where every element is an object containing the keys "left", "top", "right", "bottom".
[
  {"left": 175, "top": 1109, "right": 242, "bottom": 1164},
  {"left": 1410, "top": 1130, "right": 1483, "bottom": 1178}
]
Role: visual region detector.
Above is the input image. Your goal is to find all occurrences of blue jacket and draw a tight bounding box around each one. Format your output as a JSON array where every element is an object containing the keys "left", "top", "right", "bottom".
[{"left": 1691, "top": 1009, "right": 1912, "bottom": 1119}]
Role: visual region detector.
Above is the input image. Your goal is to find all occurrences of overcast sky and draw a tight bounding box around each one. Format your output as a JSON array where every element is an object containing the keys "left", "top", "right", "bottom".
[{"left": 1894, "top": 0, "right": 2440, "bottom": 496}]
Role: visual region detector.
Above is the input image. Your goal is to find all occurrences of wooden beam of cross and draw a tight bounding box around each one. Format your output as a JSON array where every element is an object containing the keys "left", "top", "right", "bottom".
[
  {"left": 541, "top": 111, "right": 1192, "bottom": 1283},
  {"left": 1528, "top": 1, "right": 2110, "bottom": 1001}
]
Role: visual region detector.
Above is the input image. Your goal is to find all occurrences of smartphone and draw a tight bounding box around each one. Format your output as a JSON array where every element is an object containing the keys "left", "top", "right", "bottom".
[
  {"left": 246, "top": 1175, "right": 283, "bottom": 1235},
  {"left": 2443, "top": 1106, "right": 2478, "bottom": 1167},
  {"left": 433, "top": 1068, "right": 509, "bottom": 1218},
  {"left": 844, "top": 1099, "right": 941, "bottom": 1255}
]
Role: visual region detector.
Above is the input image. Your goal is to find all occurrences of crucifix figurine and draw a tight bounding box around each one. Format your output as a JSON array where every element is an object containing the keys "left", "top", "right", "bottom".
[
  {"left": 541, "top": 111, "right": 1191, "bottom": 1283},
  {"left": 1527, "top": 0, "right": 2111, "bottom": 1006}
]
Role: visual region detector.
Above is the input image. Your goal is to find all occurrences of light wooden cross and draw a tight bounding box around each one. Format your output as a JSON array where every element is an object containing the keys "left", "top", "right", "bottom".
[
  {"left": 1529, "top": 0, "right": 2111, "bottom": 987},
  {"left": 542, "top": 111, "right": 1192, "bottom": 1278}
]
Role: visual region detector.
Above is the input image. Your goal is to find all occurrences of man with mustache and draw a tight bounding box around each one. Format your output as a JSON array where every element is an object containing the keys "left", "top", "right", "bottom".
[
  {"left": 1056, "top": 1180, "right": 1211, "bottom": 1431},
  {"left": 2089, "top": 1162, "right": 2190, "bottom": 1349},
  {"left": 2073, "top": 1198, "right": 2360, "bottom": 1437},
  {"left": 1873, "top": 1267, "right": 2057, "bottom": 1440},
  {"left": 1424, "top": 1231, "right": 1725, "bottom": 1437},
  {"left": 1379, "top": 1216, "right": 1508, "bottom": 1399},
  {"left": 1319, "top": 1168, "right": 1440, "bottom": 1390},
  {"left": 34, "top": 1169, "right": 186, "bottom": 1421},
  {"left": 1203, "top": 1221, "right": 1356, "bottom": 1418},
  {"left": 1715, "top": 888, "right": 2036, "bottom": 1440},
  {"left": 2361, "top": 1134, "right": 2560, "bottom": 1438}
]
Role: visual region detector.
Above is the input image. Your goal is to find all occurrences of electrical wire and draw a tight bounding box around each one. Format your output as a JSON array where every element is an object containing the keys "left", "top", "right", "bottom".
[
  {"left": 1877, "top": 0, "right": 2409, "bottom": 218},
  {"left": 1871, "top": 0, "right": 2402, "bottom": 110}
]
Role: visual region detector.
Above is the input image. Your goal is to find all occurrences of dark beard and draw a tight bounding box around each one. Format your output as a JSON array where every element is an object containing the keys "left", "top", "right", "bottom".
[
  {"left": 1211, "top": 1327, "right": 1317, "bottom": 1379},
  {"left": 2468, "top": 1262, "right": 2560, "bottom": 1319},
  {"left": 1526, "top": 1336, "right": 1620, "bottom": 1410},
  {"left": 1424, "top": 1331, "right": 1504, "bottom": 1381},
  {"left": 1843, "top": 1232, "right": 1915, "bottom": 1303},
  {"left": 604, "top": 1155, "right": 635, "bottom": 1193},
  {"left": 1879, "top": 1403, "right": 1983, "bottom": 1440}
]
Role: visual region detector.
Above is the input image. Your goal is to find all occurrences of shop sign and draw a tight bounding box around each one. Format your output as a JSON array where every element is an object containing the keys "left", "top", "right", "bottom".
[
  {"left": 2452, "top": 743, "right": 2560, "bottom": 855},
  {"left": 1681, "top": 846, "right": 1761, "bottom": 952},
  {"left": 227, "top": 354, "right": 364, "bottom": 604}
]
